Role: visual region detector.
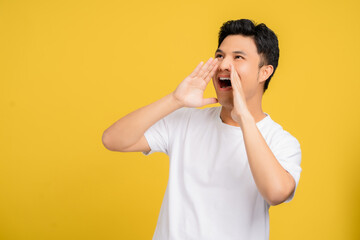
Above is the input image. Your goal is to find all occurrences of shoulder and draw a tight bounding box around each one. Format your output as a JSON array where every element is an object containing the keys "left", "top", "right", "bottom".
[
  {"left": 165, "top": 106, "right": 220, "bottom": 122},
  {"left": 189, "top": 106, "right": 220, "bottom": 118},
  {"left": 261, "top": 116, "right": 301, "bottom": 150}
]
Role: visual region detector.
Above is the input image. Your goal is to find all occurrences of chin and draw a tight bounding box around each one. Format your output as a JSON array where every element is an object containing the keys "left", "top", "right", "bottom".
[
  {"left": 217, "top": 96, "right": 234, "bottom": 109},
  {"left": 213, "top": 82, "right": 234, "bottom": 108}
]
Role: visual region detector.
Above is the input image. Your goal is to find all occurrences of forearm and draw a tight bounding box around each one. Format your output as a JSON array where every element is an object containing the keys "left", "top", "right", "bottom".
[
  {"left": 103, "top": 57, "right": 218, "bottom": 151},
  {"left": 240, "top": 113, "right": 295, "bottom": 206},
  {"left": 103, "top": 92, "right": 182, "bottom": 151}
]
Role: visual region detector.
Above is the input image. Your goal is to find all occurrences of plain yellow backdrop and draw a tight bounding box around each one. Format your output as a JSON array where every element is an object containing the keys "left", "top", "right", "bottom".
[{"left": 1, "top": 0, "right": 359, "bottom": 239}]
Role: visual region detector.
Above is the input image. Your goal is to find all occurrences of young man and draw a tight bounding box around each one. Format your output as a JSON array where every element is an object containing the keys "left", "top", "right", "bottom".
[{"left": 102, "top": 19, "right": 302, "bottom": 240}]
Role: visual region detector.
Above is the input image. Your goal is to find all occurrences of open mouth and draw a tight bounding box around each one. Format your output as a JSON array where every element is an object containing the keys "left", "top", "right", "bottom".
[{"left": 219, "top": 77, "right": 232, "bottom": 89}]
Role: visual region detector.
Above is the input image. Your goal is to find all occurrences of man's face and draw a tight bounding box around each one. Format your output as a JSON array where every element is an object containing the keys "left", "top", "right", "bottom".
[{"left": 212, "top": 34, "right": 265, "bottom": 108}]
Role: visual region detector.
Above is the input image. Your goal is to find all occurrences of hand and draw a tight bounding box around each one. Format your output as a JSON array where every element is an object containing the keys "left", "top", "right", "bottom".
[
  {"left": 229, "top": 64, "right": 251, "bottom": 124},
  {"left": 172, "top": 57, "right": 219, "bottom": 108}
]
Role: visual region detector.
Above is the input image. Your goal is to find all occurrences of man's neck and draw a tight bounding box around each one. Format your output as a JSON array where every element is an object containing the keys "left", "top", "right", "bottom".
[{"left": 220, "top": 95, "right": 266, "bottom": 127}]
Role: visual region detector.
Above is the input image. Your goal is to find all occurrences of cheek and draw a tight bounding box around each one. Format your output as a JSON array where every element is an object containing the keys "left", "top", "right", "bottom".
[
  {"left": 236, "top": 64, "right": 249, "bottom": 79},
  {"left": 236, "top": 62, "right": 257, "bottom": 79},
  {"left": 235, "top": 63, "right": 258, "bottom": 93}
]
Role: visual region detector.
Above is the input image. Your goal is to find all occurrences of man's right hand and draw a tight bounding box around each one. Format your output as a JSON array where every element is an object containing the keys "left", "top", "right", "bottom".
[
  {"left": 102, "top": 57, "right": 219, "bottom": 152},
  {"left": 172, "top": 57, "right": 219, "bottom": 108}
]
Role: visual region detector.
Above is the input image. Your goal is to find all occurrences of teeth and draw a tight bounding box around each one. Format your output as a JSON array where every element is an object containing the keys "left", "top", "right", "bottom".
[{"left": 219, "top": 77, "right": 231, "bottom": 81}]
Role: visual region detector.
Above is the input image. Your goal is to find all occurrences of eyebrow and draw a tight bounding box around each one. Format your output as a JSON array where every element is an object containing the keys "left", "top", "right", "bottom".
[{"left": 215, "top": 49, "right": 247, "bottom": 56}]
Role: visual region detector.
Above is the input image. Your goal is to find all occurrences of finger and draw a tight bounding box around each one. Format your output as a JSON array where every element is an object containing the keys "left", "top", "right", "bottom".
[
  {"left": 189, "top": 61, "right": 204, "bottom": 78},
  {"left": 202, "top": 97, "right": 218, "bottom": 106},
  {"left": 197, "top": 57, "right": 214, "bottom": 78},
  {"left": 200, "top": 58, "right": 217, "bottom": 79},
  {"left": 204, "top": 60, "right": 219, "bottom": 84},
  {"left": 230, "top": 64, "right": 242, "bottom": 91},
  {"left": 201, "top": 58, "right": 218, "bottom": 80},
  {"left": 230, "top": 64, "right": 240, "bottom": 88}
]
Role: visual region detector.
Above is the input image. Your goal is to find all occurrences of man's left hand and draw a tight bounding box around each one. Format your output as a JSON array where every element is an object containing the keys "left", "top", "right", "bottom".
[{"left": 229, "top": 64, "right": 253, "bottom": 126}]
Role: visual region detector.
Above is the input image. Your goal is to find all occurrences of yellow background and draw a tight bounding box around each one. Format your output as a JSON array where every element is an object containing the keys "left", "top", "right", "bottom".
[{"left": 1, "top": 0, "right": 359, "bottom": 239}]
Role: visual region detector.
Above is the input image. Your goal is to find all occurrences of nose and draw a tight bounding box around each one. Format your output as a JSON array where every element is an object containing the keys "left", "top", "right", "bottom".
[{"left": 218, "top": 56, "right": 231, "bottom": 72}]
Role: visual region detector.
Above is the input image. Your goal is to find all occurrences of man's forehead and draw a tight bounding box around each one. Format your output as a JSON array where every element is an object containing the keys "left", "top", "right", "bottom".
[
  {"left": 215, "top": 48, "right": 248, "bottom": 56},
  {"left": 217, "top": 35, "right": 258, "bottom": 55}
]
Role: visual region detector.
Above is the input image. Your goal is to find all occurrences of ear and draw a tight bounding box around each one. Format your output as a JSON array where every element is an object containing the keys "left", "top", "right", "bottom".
[{"left": 258, "top": 65, "right": 274, "bottom": 83}]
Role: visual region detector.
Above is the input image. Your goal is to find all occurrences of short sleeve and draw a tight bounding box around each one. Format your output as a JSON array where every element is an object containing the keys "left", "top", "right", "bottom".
[
  {"left": 142, "top": 108, "right": 193, "bottom": 156},
  {"left": 142, "top": 117, "right": 169, "bottom": 155},
  {"left": 272, "top": 130, "right": 302, "bottom": 203}
]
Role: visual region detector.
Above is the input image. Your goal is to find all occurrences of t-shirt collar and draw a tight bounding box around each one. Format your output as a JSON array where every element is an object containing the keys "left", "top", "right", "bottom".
[{"left": 215, "top": 107, "right": 271, "bottom": 133}]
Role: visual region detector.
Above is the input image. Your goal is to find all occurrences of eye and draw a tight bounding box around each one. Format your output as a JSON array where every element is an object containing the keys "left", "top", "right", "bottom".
[
  {"left": 215, "top": 54, "right": 223, "bottom": 59},
  {"left": 235, "top": 55, "right": 244, "bottom": 59}
]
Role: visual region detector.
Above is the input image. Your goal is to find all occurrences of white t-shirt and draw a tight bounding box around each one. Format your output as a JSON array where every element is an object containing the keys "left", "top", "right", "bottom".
[{"left": 143, "top": 106, "right": 302, "bottom": 240}]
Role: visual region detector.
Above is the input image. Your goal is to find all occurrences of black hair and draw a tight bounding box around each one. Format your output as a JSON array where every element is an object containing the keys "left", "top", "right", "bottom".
[{"left": 218, "top": 19, "right": 279, "bottom": 93}]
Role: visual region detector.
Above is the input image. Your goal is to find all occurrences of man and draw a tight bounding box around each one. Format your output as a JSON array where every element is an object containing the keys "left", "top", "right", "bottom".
[{"left": 102, "top": 19, "right": 302, "bottom": 240}]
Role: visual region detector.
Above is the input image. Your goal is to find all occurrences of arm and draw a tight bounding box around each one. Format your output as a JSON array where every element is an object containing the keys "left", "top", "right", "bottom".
[
  {"left": 102, "top": 93, "right": 182, "bottom": 152},
  {"left": 102, "top": 58, "right": 219, "bottom": 152},
  {"left": 239, "top": 114, "right": 295, "bottom": 206},
  {"left": 229, "top": 64, "right": 295, "bottom": 206}
]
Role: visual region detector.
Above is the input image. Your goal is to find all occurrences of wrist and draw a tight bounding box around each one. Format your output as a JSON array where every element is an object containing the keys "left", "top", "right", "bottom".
[
  {"left": 238, "top": 110, "right": 255, "bottom": 128},
  {"left": 169, "top": 92, "right": 185, "bottom": 109}
]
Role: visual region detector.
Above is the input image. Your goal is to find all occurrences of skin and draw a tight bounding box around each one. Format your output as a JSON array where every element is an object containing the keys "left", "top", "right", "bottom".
[
  {"left": 213, "top": 35, "right": 296, "bottom": 205},
  {"left": 102, "top": 34, "right": 295, "bottom": 206},
  {"left": 213, "top": 35, "right": 271, "bottom": 126}
]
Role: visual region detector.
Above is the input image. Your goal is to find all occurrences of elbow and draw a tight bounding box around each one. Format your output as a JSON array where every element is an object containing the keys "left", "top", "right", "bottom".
[
  {"left": 266, "top": 184, "right": 294, "bottom": 206},
  {"left": 102, "top": 131, "right": 113, "bottom": 151},
  {"left": 266, "top": 174, "right": 296, "bottom": 206},
  {"left": 102, "top": 131, "right": 118, "bottom": 151},
  {"left": 102, "top": 131, "right": 129, "bottom": 152},
  {"left": 266, "top": 191, "right": 286, "bottom": 206}
]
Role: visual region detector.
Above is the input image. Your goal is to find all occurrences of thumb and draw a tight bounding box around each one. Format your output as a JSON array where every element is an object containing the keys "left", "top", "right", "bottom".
[{"left": 202, "top": 97, "right": 218, "bottom": 106}]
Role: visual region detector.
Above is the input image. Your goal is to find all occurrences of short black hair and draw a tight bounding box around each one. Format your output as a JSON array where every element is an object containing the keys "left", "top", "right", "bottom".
[{"left": 218, "top": 19, "right": 279, "bottom": 93}]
